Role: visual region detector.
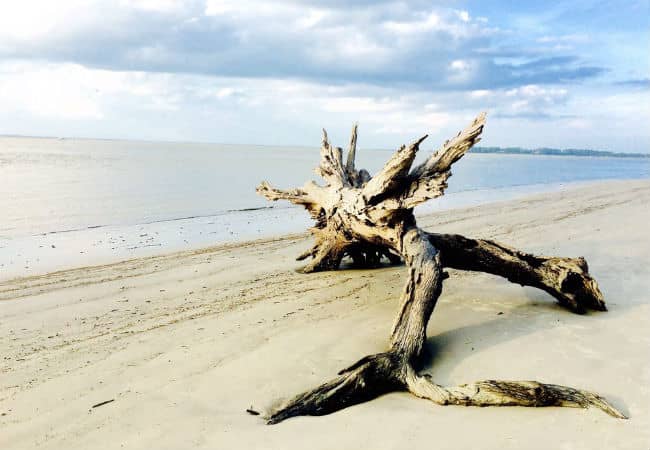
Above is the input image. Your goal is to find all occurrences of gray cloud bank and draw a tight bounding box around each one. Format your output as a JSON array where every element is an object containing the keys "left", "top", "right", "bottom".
[{"left": 0, "top": 0, "right": 607, "bottom": 90}]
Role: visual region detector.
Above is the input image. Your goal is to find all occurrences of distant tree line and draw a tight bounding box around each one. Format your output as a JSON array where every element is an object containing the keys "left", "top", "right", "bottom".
[{"left": 472, "top": 147, "right": 649, "bottom": 158}]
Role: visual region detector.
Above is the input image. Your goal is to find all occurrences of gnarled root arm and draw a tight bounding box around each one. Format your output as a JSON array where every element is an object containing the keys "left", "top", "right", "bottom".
[
  {"left": 426, "top": 232, "right": 606, "bottom": 314},
  {"left": 266, "top": 351, "right": 625, "bottom": 424},
  {"left": 265, "top": 229, "right": 623, "bottom": 424},
  {"left": 406, "top": 371, "right": 625, "bottom": 418},
  {"left": 266, "top": 352, "right": 405, "bottom": 424}
]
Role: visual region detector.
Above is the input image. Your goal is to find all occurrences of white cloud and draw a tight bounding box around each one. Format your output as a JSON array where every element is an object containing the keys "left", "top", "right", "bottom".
[
  {"left": 204, "top": 0, "right": 234, "bottom": 15},
  {"left": 295, "top": 8, "right": 329, "bottom": 29},
  {"left": 1, "top": 59, "right": 648, "bottom": 152},
  {"left": 0, "top": 0, "right": 97, "bottom": 40},
  {"left": 457, "top": 10, "right": 470, "bottom": 23},
  {"left": 450, "top": 60, "right": 469, "bottom": 71},
  {"left": 0, "top": 63, "right": 104, "bottom": 119},
  {"left": 204, "top": 0, "right": 297, "bottom": 18},
  {"left": 321, "top": 96, "right": 401, "bottom": 114},
  {"left": 214, "top": 87, "right": 246, "bottom": 99},
  {"left": 447, "top": 59, "right": 476, "bottom": 84},
  {"left": 384, "top": 12, "right": 441, "bottom": 34},
  {"left": 492, "top": 84, "right": 568, "bottom": 116},
  {"left": 0, "top": 59, "right": 465, "bottom": 145},
  {"left": 469, "top": 89, "right": 492, "bottom": 98},
  {"left": 120, "top": 0, "right": 185, "bottom": 12},
  {"left": 330, "top": 33, "right": 390, "bottom": 62},
  {"left": 0, "top": 0, "right": 195, "bottom": 54},
  {"left": 0, "top": 62, "right": 184, "bottom": 120},
  {"left": 215, "top": 87, "right": 234, "bottom": 98},
  {"left": 505, "top": 85, "right": 568, "bottom": 104},
  {"left": 0, "top": 1, "right": 647, "bottom": 151}
]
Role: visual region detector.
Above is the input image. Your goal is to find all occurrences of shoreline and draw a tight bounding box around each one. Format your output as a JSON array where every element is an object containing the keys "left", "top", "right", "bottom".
[
  {"left": 2, "top": 178, "right": 646, "bottom": 283},
  {"left": 1, "top": 179, "right": 649, "bottom": 449}
]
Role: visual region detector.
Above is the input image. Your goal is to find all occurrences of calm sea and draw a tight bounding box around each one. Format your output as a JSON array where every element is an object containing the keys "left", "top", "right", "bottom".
[{"left": 1, "top": 136, "right": 648, "bottom": 279}]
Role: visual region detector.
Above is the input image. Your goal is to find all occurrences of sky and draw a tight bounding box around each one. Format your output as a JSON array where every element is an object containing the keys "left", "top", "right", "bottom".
[{"left": 0, "top": 0, "right": 648, "bottom": 152}]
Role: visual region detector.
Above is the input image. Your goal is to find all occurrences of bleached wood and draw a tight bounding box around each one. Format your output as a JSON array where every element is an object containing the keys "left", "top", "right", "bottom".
[
  {"left": 255, "top": 181, "right": 311, "bottom": 205},
  {"left": 257, "top": 112, "right": 622, "bottom": 424},
  {"left": 345, "top": 123, "right": 359, "bottom": 185},
  {"left": 426, "top": 233, "right": 606, "bottom": 313},
  {"left": 411, "top": 112, "right": 486, "bottom": 178},
  {"left": 405, "top": 370, "right": 626, "bottom": 418},
  {"left": 362, "top": 135, "right": 427, "bottom": 204},
  {"left": 316, "top": 129, "right": 348, "bottom": 188}
]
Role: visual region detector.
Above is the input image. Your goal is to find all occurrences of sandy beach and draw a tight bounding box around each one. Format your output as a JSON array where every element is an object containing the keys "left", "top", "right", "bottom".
[{"left": 1, "top": 179, "right": 649, "bottom": 450}]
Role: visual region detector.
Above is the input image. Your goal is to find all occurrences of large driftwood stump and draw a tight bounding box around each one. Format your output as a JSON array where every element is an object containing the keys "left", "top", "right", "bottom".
[{"left": 256, "top": 113, "right": 625, "bottom": 424}]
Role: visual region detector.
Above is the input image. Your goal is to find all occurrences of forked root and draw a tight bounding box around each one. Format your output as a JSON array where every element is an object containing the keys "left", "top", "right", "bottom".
[{"left": 265, "top": 352, "right": 626, "bottom": 424}]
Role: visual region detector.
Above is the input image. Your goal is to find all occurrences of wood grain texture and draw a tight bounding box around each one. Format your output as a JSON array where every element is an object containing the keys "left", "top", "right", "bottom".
[{"left": 257, "top": 113, "right": 624, "bottom": 423}]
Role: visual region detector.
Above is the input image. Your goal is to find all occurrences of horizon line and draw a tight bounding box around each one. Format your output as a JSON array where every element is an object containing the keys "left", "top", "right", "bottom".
[{"left": 1, "top": 132, "right": 648, "bottom": 156}]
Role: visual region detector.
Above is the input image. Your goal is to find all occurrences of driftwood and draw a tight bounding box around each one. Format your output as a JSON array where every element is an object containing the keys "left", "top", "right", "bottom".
[{"left": 256, "top": 113, "right": 624, "bottom": 424}]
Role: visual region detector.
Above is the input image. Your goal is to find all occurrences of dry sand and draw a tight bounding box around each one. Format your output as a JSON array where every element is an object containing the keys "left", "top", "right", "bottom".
[{"left": 1, "top": 179, "right": 649, "bottom": 450}]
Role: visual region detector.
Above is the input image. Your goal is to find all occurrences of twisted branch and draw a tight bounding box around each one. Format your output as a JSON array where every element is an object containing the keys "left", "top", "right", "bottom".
[{"left": 256, "top": 113, "right": 623, "bottom": 424}]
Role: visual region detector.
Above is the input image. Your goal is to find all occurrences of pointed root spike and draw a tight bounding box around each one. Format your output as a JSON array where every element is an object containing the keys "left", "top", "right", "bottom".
[{"left": 322, "top": 128, "right": 329, "bottom": 146}]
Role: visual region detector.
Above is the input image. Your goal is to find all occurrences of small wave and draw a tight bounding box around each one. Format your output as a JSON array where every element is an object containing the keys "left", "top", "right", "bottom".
[{"left": 33, "top": 205, "right": 282, "bottom": 237}]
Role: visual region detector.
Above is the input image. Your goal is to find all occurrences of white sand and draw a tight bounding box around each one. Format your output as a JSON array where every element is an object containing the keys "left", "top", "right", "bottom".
[{"left": 1, "top": 179, "right": 649, "bottom": 449}]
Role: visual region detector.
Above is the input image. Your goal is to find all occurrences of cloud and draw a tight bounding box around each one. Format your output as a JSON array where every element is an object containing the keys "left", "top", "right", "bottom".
[
  {"left": 0, "top": 0, "right": 647, "bottom": 152},
  {"left": 0, "top": 62, "right": 104, "bottom": 119},
  {"left": 121, "top": 0, "right": 188, "bottom": 12},
  {"left": 0, "top": 0, "right": 605, "bottom": 90},
  {"left": 0, "top": 61, "right": 185, "bottom": 120},
  {"left": 0, "top": 58, "right": 602, "bottom": 145},
  {"left": 501, "top": 84, "right": 569, "bottom": 117}
]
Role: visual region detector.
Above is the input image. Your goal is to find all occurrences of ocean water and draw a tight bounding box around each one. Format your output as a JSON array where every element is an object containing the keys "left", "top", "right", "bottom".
[{"left": 1, "top": 136, "right": 648, "bottom": 280}]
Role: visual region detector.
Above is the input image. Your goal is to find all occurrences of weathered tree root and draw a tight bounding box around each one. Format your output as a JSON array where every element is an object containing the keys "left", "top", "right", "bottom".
[
  {"left": 426, "top": 233, "right": 606, "bottom": 314},
  {"left": 257, "top": 113, "right": 625, "bottom": 424},
  {"left": 266, "top": 352, "right": 626, "bottom": 424},
  {"left": 266, "top": 352, "right": 403, "bottom": 424},
  {"left": 407, "top": 374, "right": 625, "bottom": 418}
]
